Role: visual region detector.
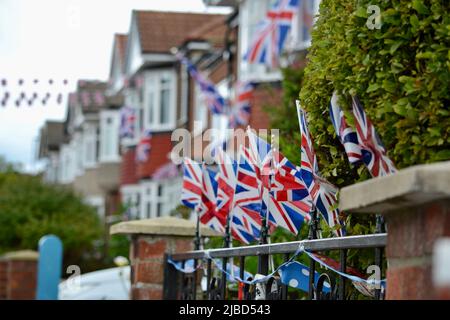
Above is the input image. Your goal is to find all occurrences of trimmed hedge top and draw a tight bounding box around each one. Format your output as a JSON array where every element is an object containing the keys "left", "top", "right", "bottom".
[{"left": 299, "top": 0, "right": 450, "bottom": 186}]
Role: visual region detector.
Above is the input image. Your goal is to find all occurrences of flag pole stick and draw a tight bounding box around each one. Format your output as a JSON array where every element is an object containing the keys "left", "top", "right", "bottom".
[{"left": 307, "top": 203, "right": 319, "bottom": 299}]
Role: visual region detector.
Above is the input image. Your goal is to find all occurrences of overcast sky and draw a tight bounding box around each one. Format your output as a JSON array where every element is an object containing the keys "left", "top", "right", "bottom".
[{"left": 0, "top": 0, "right": 230, "bottom": 172}]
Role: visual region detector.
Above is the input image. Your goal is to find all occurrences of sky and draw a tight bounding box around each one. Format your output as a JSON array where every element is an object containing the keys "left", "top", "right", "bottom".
[{"left": 0, "top": 0, "right": 230, "bottom": 172}]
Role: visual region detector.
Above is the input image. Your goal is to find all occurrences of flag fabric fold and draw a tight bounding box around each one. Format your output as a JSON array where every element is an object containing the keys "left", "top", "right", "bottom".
[
  {"left": 329, "top": 91, "right": 362, "bottom": 164},
  {"left": 351, "top": 96, "right": 397, "bottom": 178},
  {"left": 244, "top": 0, "right": 299, "bottom": 68},
  {"left": 296, "top": 101, "right": 345, "bottom": 237}
]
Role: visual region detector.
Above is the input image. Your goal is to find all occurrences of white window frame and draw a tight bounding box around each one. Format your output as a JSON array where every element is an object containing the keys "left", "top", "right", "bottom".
[
  {"left": 82, "top": 124, "right": 98, "bottom": 169},
  {"left": 143, "top": 69, "right": 177, "bottom": 132},
  {"left": 121, "top": 185, "right": 141, "bottom": 220},
  {"left": 178, "top": 63, "right": 188, "bottom": 125},
  {"left": 193, "top": 84, "right": 208, "bottom": 136},
  {"left": 100, "top": 110, "right": 121, "bottom": 163},
  {"left": 139, "top": 179, "right": 180, "bottom": 220}
]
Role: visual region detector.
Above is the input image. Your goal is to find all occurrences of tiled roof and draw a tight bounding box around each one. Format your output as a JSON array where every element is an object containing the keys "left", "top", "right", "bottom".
[
  {"left": 184, "top": 15, "right": 227, "bottom": 48},
  {"left": 135, "top": 11, "right": 225, "bottom": 53},
  {"left": 115, "top": 34, "right": 128, "bottom": 66}
]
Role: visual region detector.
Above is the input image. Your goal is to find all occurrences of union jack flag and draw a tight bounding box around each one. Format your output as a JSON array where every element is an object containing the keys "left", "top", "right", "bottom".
[
  {"left": 135, "top": 129, "right": 152, "bottom": 163},
  {"left": 181, "top": 158, "right": 203, "bottom": 210},
  {"left": 296, "top": 101, "right": 345, "bottom": 237},
  {"left": 198, "top": 165, "right": 225, "bottom": 233},
  {"left": 244, "top": 0, "right": 299, "bottom": 68},
  {"left": 247, "top": 129, "right": 311, "bottom": 234},
  {"left": 228, "top": 81, "right": 254, "bottom": 128},
  {"left": 176, "top": 53, "right": 226, "bottom": 115},
  {"left": 119, "top": 106, "right": 136, "bottom": 139},
  {"left": 234, "top": 145, "right": 263, "bottom": 240},
  {"left": 215, "top": 148, "right": 257, "bottom": 244},
  {"left": 351, "top": 96, "right": 397, "bottom": 177},
  {"left": 329, "top": 91, "right": 363, "bottom": 164}
]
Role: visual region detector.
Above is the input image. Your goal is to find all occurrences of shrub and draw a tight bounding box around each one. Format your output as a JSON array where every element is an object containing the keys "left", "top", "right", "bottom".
[{"left": 299, "top": 0, "right": 450, "bottom": 186}]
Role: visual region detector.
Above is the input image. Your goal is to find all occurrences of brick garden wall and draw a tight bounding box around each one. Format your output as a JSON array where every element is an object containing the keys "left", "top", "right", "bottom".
[{"left": 130, "top": 235, "right": 193, "bottom": 300}]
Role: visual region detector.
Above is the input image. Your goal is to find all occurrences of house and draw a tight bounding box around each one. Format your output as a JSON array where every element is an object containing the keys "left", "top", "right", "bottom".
[
  {"left": 38, "top": 120, "right": 66, "bottom": 184},
  {"left": 111, "top": 11, "right": 227, "bottom": 220}
]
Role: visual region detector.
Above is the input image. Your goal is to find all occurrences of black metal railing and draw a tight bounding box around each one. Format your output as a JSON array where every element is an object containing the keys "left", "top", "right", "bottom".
[{"left": 163, "top": 233, "right": 387, "bottom": 300}]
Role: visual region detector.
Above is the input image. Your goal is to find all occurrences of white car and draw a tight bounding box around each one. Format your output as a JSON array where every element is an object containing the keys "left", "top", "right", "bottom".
[{"left": 58, "top": 266, "right": 130, "bottom": 300}]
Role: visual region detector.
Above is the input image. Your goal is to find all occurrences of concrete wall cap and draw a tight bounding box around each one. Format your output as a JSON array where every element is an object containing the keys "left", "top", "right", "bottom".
[
  {"left": 1, "top": 250, "right": 39, "bottom": 261},
  {"left": 110, "top": 216, "right": 222, "bottom": 237},
  {"left": 339, "top": 161, "right": 450, "bottom": 214}
]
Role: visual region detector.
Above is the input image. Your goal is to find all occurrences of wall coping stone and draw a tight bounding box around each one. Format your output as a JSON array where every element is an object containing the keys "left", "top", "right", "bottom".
[
  {"left": 110, "top": 216, "right": 222, "bottom": 237},
  {"left": 340, "top": 161, "right": 450, "bottom": 214},
  {"left": 1, "top": 250, "right": 39, "bottom": 261}
]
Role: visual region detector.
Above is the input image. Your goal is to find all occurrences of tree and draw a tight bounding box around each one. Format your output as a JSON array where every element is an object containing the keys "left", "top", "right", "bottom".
[{"left": 0, "top": 160, "right": 104, "bottom": 272}]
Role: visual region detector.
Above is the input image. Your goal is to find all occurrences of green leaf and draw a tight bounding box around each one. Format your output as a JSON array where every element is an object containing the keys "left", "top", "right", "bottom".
[
  {"left": 390, "top": 40, "right": 404, "bottom": 55},
  {"left": 412, "top": 0, "right": 430, "bottom": 15}
]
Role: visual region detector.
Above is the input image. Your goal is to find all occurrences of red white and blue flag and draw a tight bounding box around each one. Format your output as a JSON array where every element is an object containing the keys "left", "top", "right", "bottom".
[
  {"left": 244, "top": 0, "right": 299, "bottom": 68},
  {"left": 119, "top": 106, "right": 136, "bottom": 139},
  {"left": 296, "top": 101, "right": 345, "bottom": 237},
  {"left": 199, "top": 165, "right": 225, "bottom": 233},
  {"left": 215, "top": 148, "right": 258, "bottom": 244},
  {"left": 229, "top": 81, "right": 254, "bottom": 128},
  {"left": 247, "top": 129, "right": 311, "bottom": 235},
  {"left": 234, "top": 145, "right": 264, "bottom": 240},
  {"left": 329, "top": 91, "right": 363, "bottom": 164},
  {"left": 177, "top": 53, "right": 227, "bottom": 115},
  {"left": 351, "top": 96, "right": 397, "bottom": 178},
  {"left": 181, "top": 158, "right": 203, "bottom": 210},
  {"left": 136, "top": 129, "right": 152, "bottom": 163}
]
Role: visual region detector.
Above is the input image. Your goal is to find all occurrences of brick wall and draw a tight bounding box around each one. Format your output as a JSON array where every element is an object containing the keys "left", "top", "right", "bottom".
[
  {"left": 0, "top": 251, "right": 38, "bottom": 300},
  {"left": 340, "top": 161, "right": 450, "bottom": 300},
  {"left": 385, "top": 200, "right": 450, "bottom": 299},
  {"left": 130, "top": 235, "right": 193, "bottom": 300},
  {"left": 137, "top": 133, "right": 173, "bottom": 179},
  {"left": 120, "top": 147, "right": 139, "bottom": 185}
]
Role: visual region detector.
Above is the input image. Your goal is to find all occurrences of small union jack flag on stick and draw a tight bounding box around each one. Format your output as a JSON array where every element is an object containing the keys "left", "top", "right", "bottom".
[
  {"left": 351, "top": 96, "right": 397, "bottom": 178},
  {"left": 181, "top": 158, "right": 203, "bottom": 210},
  {"left": 199, "top": 165, "right": 225, "bottom": 233},
  {"left": 296, "top": 100, "right": 345, "bottom": 237},
  {"left": 329, "top": 91, "right": 363, "bottom": 165},
  {"left": 216, "top": 148, "right": 259, "bottom": 244}
]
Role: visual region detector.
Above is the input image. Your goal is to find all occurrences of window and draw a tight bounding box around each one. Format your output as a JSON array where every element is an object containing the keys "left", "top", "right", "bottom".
[
  {"left": 100, "top": 110, "right": 120, "bottom": 162},
  {"left": 121, "top": 185, "right": 141, "bottom": 220},
  {"left": 139, "top": 179, "right": 179, "bottom": 220},
  {"left": 211, "top": 81, "right": 230, "bottom": 146},
  {"left": 238, "top": 0, "right": 321, "bottom": 81},
  {"left": 194, "top": 84, "right": 208, "bottom": 135},
  {"left": 83, "top": 124, "right": 98, "bottom": 168},
  {"left": 143, "top": 70, "right": 176, "bottom": 132}
]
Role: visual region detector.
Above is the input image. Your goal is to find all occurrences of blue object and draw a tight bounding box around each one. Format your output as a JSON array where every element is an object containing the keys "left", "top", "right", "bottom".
[
  {"left": 278, "top": 261, "right": 330, "bottom": 293},
  {"left": 36, "top": 235, "right": 63, "bottom": 300}
]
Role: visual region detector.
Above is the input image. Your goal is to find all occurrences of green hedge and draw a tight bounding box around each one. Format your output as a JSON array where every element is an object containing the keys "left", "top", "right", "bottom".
[{"left": 299, "top": 0, "right": 450, "bottom": 186}]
